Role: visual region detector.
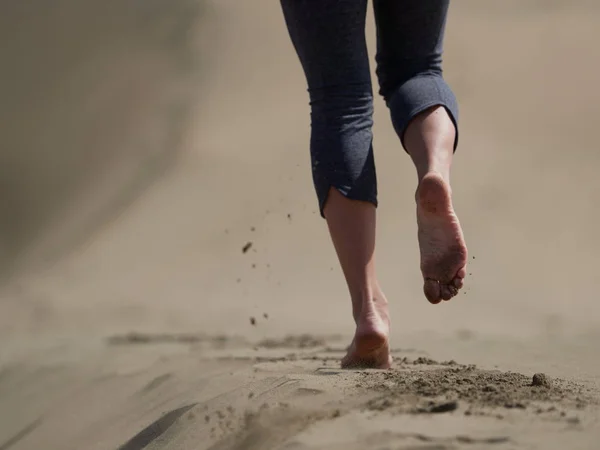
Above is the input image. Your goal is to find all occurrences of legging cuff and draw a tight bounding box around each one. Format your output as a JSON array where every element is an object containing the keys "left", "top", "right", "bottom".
[
  {"left": 316, "top": 183, "right": 378, "bottom": 219},
  {"left": 387, "top": 74, "right": 459, "bottom": 153}
]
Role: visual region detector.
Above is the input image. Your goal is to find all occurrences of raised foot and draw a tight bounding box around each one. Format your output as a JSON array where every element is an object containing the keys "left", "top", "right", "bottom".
[{"left": 416, "top": 172, "right": 468, "bottom": 304}]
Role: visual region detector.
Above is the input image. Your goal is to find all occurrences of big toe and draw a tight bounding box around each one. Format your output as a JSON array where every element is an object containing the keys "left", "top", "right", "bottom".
[{"left": 424, "top": 278, "right": 442, "bottom": 304}]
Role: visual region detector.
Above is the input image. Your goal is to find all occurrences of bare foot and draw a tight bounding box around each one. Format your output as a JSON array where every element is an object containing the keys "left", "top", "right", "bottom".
[
  {"left": 416, "top": 172, "right": 468, "bottom": 304},
  {"left": 341, "top": 294, "right": 392, "bottom": 369}
]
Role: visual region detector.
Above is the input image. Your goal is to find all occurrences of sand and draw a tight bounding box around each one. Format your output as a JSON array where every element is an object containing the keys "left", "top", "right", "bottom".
[{"left": 1, "top": 1, "right": 600, "bottom": 449}]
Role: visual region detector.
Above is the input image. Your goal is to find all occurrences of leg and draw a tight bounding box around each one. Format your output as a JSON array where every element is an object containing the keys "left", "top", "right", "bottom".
[
  {"left": 374, "top": 0, "right": 468, "bottom": 304},
  {"left": 280, "top": 0, "right": 391, "bottom": 368}
]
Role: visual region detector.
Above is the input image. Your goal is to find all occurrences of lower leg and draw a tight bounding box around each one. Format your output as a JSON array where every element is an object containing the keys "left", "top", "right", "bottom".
[
  {"left": 404, "top": 106, "right": 468, "bottom": 303},
  {"left": 404, "top": 105, "right": 455, "bottom": 184},
  {"left": 323, "top": 188, "right": 391, "bottom": 369},
  {"left": 372, "top": 0, "right": 466, "bottom": 303},
  {"left": 279, "top": 0, "right": 389, "bottom": 368}
]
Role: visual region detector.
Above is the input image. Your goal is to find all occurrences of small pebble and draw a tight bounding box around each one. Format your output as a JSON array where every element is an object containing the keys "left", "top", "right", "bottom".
[{"left": 531, "top": 373, "right": 551, "bottom": 388}]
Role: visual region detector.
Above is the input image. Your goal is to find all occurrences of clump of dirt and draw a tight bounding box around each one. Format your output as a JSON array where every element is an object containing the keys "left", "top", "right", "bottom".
[
  {"left": 409, "top": 357, "right": 460, "bottom": 366},
  {"left": 412, "top": 357, "right": 438, "bottom": 365},
  {"left": 364, "top": 364, "right": 595, "bottom": 415},
  {"left": 416, "top": 399, "right": 459, "bottom": 414}
]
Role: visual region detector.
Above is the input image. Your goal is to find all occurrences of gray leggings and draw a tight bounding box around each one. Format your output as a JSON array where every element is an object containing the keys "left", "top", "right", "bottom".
[{"left": 280, "top": 0, "right": 458, "bottom": 216}]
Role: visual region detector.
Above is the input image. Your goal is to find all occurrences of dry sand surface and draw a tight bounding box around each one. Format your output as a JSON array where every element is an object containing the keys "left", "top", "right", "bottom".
[{"left": 1, "top": 1, "right": 600, "bottom": 449}]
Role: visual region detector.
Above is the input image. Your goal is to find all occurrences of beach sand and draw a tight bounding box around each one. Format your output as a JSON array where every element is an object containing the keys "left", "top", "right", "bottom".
[{"left": 1, "top": 1, "right": 599, "bottom": 449}]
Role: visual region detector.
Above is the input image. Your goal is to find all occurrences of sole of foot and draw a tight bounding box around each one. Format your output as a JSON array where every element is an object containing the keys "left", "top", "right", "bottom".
[{"left": 416, "top": 172, "right": 468, "bottom": 304}]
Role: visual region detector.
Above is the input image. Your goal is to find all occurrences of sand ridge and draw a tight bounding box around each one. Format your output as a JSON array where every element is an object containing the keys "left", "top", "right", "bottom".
[{"left": 87, "top": 336, "right": 600, "bottom": 449}]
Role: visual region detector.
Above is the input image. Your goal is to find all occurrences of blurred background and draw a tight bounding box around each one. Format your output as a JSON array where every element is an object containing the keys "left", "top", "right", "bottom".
[{"left": 0, "top": 0, "right": 599, "bottom": 397}]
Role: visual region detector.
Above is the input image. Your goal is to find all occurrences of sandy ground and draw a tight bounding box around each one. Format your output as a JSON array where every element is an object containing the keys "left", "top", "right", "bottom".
[{"left": 1, "top": 1, "right": 600, "bottom": 449}]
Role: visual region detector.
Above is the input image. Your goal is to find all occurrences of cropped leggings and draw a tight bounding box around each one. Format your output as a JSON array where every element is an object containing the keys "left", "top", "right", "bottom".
[{"left": 280, "top": 0, "right": 459, "bottom": 216}]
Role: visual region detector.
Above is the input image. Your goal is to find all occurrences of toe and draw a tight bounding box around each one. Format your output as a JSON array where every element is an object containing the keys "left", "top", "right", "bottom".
[
  {"left": 440, "top": 284, "right": 454, "bottom": 301},
  {"left": 424, "top": 278, "right": 442, "bottom": 304},
  {"left": 443, "top": 282, "right": 460, "bottom": 301},
  {"left": 452, "top": 277, "right": 464, "bottom": 289}
]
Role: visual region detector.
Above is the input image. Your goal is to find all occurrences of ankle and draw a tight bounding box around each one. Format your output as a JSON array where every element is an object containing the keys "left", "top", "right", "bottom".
[
  {"left": 350, "top": 290, "right": 371, "bottom": 324},
  {"left": 404, "top": 107, "right": 455, "bottom": 183},
  {"left": 350, "top": 284, "right": 387, "bottom": 323},
  {"left": 417, "top": 167, "right": 450, "bottom": 184}
]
